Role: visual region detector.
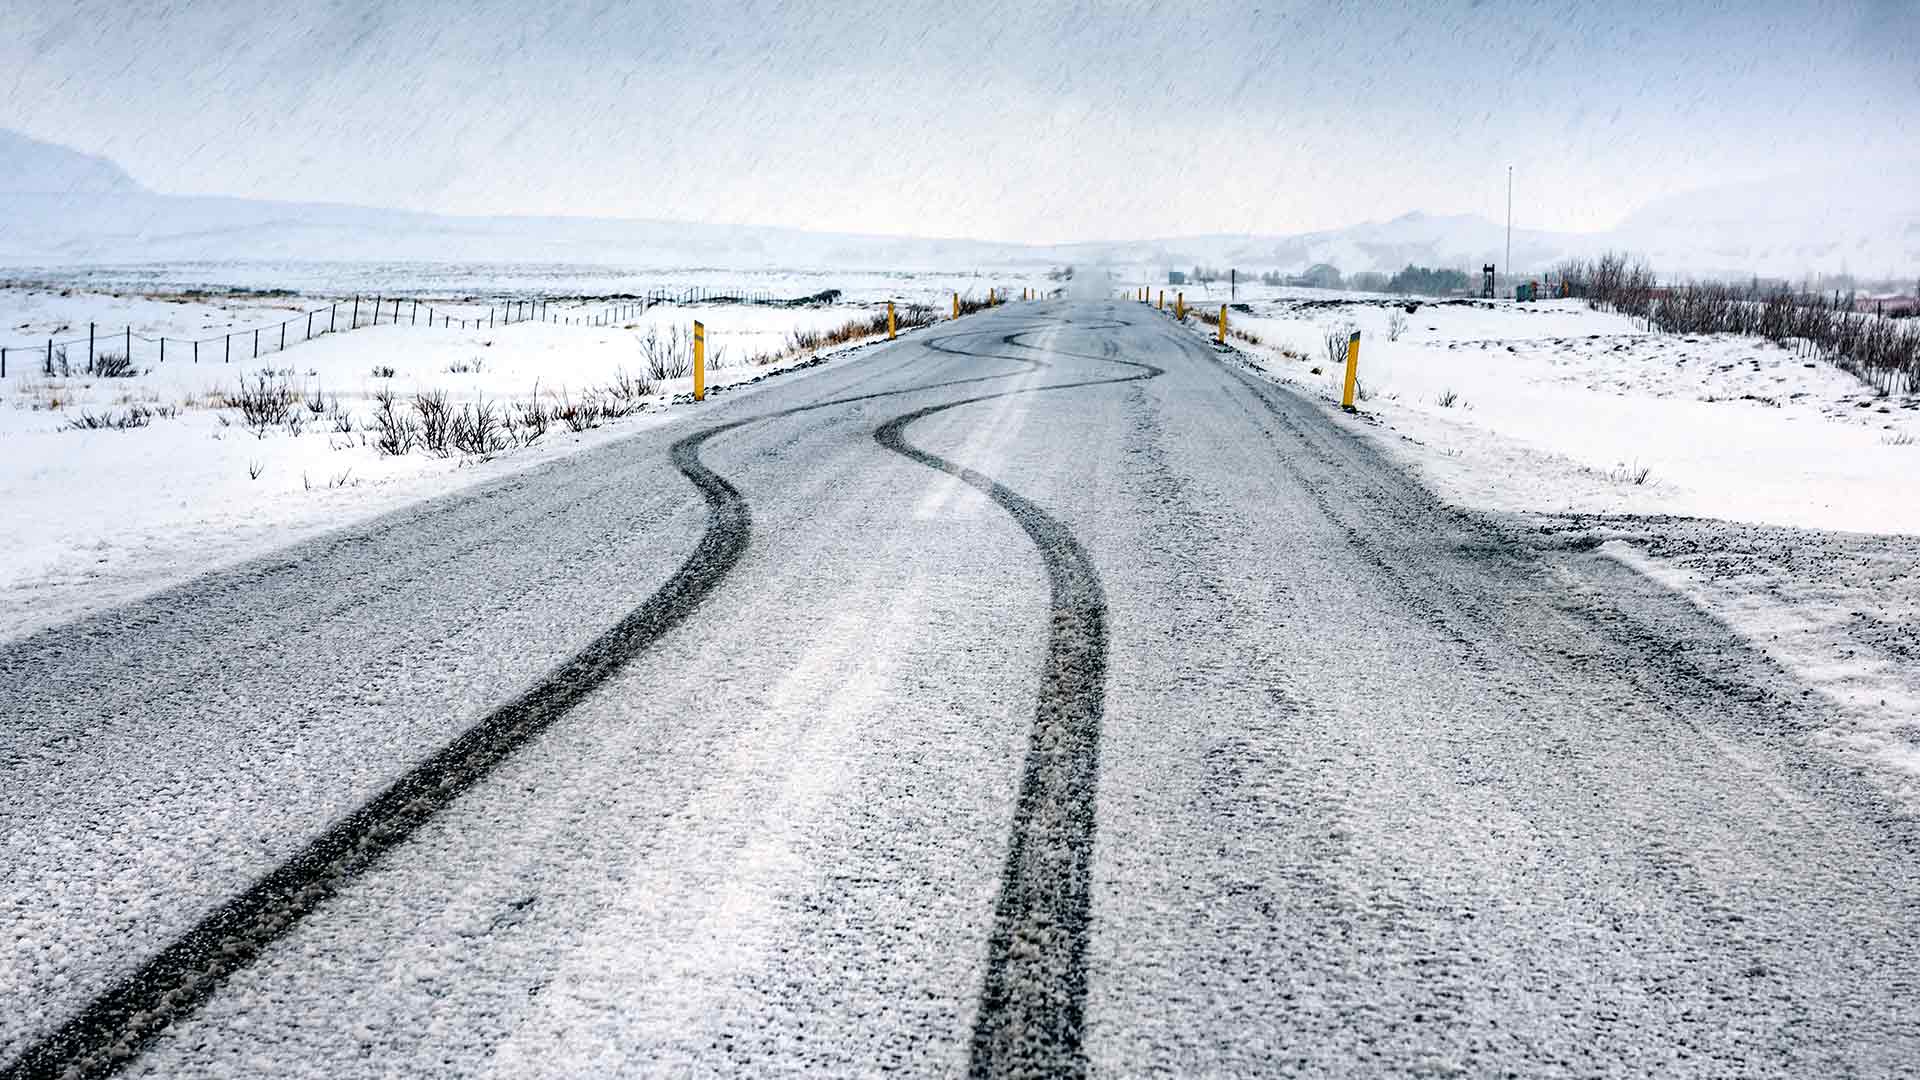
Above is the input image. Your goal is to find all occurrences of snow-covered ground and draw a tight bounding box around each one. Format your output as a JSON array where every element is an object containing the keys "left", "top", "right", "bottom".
[
  {"left": 1195, "top": 295, "right": 1919, "bottom": 532},
  {"left": 0, "top": 280, "right": 969, "bottom": 641},
  {"left": 1185, "top": 293, "right": 1920, "bottom": 794},
  {"left": 0, "top": 263, "right": 1061, "bottom": 311}
]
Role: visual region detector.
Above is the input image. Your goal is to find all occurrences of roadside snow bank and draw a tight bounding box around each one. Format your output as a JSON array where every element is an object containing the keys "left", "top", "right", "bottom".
[
  {"left": 1188, "top": 295, "right": 1920, "bottom": 797},
  {"left": 1217, "top": 296, "right": 1920, "bottom": 534}
]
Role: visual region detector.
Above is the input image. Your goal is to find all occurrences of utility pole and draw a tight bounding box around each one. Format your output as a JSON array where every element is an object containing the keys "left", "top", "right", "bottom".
[{"left": 1505, "top": 165, "right": 1513, "bottom": 296}]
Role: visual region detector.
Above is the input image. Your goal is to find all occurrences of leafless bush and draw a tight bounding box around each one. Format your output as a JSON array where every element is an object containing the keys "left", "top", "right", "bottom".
[
  {"left": 1435, "top": 388, "right": 1460, "bottom": 408},
  {"left": 515, "top": 396, "right": 550, "bottom": 443},
  {"left": 554, "top": 390, "right": 604, "bottom": 432},
  {"left": 65, "top": 406, "right": 153, "bottom": 430},
  {"left": 93, "top": 350, "right": 136, "bottom": 378},
  {"left": 1563, "top": 253, "right": 1919, "bottom": 396},
  {"left": 782, "top": 305, "right": 937, "bottom": 360},
  {"left": 954, "top": 293, "right": 994, "bottom": 317},
  {"left": 371, "top": 385, "right": 419, "bottom": 456},
  {"left": 371, "top": 365, "right": 396, "bottom": 378},
  {"left": 1386, "top": 310, "right": 1408, "bottom": 341},
  {"left": 224, "top": 372, "right": 295, "bottom": 438},
  {"left": 1324, "top": 325, "right": 1356, "bottom": 369},
  {"left": 1604, "top": 462, "right": 1654, "bottom": 486},
  {"left": 450, "top": 398, "right": 508, "bottom": 457},
  {"left": 602, "top": 366, "right": 656, "bottom": 415},
  {"left": 638, "top": 326, "right": 691, "bottom": 381},
  {"left": 413, "top": 389, "right": 454, "bottom": 455}
]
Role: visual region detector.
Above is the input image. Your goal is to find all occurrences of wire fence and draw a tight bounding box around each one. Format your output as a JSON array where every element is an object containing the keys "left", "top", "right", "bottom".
[{"left": 0, "top": 284, "right": 785, "bottom": 379}]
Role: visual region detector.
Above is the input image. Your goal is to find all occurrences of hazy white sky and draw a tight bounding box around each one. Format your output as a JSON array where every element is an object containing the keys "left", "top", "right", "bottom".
[{"left": 3, "top": 0, "right": 1914, "bottom": 243}]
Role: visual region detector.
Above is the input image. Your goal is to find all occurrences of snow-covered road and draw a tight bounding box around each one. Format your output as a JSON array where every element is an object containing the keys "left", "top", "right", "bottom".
[{"left": 4, "top": 301, "right": 1916, "bottom": 1077}]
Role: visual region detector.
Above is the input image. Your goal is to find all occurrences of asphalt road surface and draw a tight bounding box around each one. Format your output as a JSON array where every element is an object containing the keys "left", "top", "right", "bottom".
[{"left": 4, "top": 301, "right": 1916, "bottom": 1078}]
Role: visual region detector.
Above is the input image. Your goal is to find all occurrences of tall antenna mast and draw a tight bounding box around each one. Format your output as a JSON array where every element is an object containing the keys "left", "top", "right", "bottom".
[{"left": 1505, "top": 164, "right": 1513, "bottom": 293}]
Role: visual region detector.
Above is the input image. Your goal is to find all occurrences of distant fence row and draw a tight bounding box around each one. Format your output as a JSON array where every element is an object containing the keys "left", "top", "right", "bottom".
[{"left": 0, "top": 284, "right": 802, "bottom": 379}]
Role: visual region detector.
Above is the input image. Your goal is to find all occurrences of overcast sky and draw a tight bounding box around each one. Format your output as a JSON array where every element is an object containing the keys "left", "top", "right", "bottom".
[{"left": 3, "top": 0, "right": 1914, "bottom": 243}]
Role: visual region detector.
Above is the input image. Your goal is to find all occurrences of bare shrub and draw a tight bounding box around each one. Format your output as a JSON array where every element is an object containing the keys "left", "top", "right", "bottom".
[
  {"left": 1562, "top": 254, "right": 1919, "bottom": 396},
  {"left": 94, "top": 350, "right": 136, "bottom": 378},
  {"left": 638, "top": 326, "right": 691, "bottom": 381},
  {"left": 555, "top": 391, "right": 604, "bottom": 433},
  {"left": 65, "top": 406, "right": 153, "bottom": 430},
  {"left": 450, "top": 398, "right": 508, "bottom": 457},
  {"left": 602, "top": 366, "right": 657, "bottom": 415},
  {"left": 371, "top": 365, "right": 396, "bottom": 378},
  {"left": 1324, "top": 325, "right": 1356, "bottom": 370},
  {"left": 1604, "top": 462, "right": 1654, "bottom": 486},
  {"left": 1386, "top": 310, "right": 1408, "bottom": 341},
  {"left": 413, "top": 389, "right": 454, "bottom": 455},
  {"left": 1435, "top": 388, "right": 1461, "bottom": 408},
  {"left": 224, "top": 372, "right": 295, "bottom": 438},
  {"left": 515, "top": 396, "right": 550, "bottom": 444},
  {"left": 371, "top": 385, "right": 419, "bottom": 456}
]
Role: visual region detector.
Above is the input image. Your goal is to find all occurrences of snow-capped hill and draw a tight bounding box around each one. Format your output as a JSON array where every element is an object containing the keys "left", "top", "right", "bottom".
[
  {"left": 0, "top": 131, "right": 1910, "bottom": 279},
  {"left": 0, "top": 129, "right": 144, "bottom": 194},
  {"left": 1616, "top": 168, "right": 1920, "bottom": 279},
  {"left": 1062, "top": 214, "right": 1592, "bottom": 279}
]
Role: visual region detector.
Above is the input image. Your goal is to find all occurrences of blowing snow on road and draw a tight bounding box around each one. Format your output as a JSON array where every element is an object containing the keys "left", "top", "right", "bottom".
[{"left": 4, "top": 301, "right": 1916, "bottom": 1078}]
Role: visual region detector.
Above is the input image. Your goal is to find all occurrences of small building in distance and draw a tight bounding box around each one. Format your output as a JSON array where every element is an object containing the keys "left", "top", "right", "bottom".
[{"left": 1167, "top": 270, "right": 1187, "bottom": 285}]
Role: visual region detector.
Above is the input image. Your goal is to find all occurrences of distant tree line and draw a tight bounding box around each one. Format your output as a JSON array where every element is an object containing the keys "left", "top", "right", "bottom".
[
  {"left": 1246, "top": 263, "right": 1468, "bottom": 295},
  {"left": 1385, "top": 265, "right": 1470, "bottom": 295}
]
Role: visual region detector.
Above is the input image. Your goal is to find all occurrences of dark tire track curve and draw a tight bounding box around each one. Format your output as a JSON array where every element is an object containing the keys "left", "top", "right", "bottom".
[
  {"left": 870, "top": 321, "right": 1162, "bottom": 1080},
  {"left": 5, "top": 311, "right": 1163, "bottom": 1080},
  {"left": 2, "top": 332, "right": 1048, "bottom": 1080}
]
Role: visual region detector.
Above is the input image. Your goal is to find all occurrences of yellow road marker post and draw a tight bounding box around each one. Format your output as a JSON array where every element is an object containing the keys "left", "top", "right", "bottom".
[
  {"left": 1341, "top": 330, "right": 1361, "bottom": 410},
  {"left": 1176, "top": 292, "right": 1185, "bottom": 320},
  {"left": 1158, "top": 290, "right": 1164, "bottom": 310},
  {"left": 693, "top": 320, "right": 707, "bottom": 401},
  {"left": 1218, "top": 305, "right": 1227, "bottom": 343},
  {"left": 888, "top": 301, "right": 897, "bottom": 340},
  {"left": 953, "top": 293, "right": 960, "bottom": 319}
]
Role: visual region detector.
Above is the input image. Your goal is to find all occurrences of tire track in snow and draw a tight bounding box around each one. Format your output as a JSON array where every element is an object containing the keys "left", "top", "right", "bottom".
[
  {"left": 869, "top": 318, "right": 1163, "bottom": 1080},
  {"left": 2, "top": 328, "right": 1053, "bottom": 1080}
]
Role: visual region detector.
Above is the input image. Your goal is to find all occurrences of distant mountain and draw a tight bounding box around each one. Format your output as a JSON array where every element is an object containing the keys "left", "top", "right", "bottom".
[
  {"left": 1058, "top": 212, "right": 1591, "bottom": 280},
  {"left": 0, "top": 129, "right": 144, "bottom": 195},
  {"left": 1614, "top": 168, "right": 1920, "bottom": 281},
  {"left": 0, "top": 130, "right": 1912, "bottom": 279}
]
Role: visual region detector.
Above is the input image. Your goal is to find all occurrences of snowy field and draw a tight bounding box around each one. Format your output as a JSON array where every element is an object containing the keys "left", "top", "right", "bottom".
[
  {"left": 1181, "top": 293, "right": 1920, "bottom": 793},
  {"left": 0, "top": 262, "right": 1063, "bottom": 309},
  {"left": 1179, "top": 293, "right": 1919, "bottom": 532},
  {"left": 0, "top": 274, "right": 1007, "bottom": 640}
]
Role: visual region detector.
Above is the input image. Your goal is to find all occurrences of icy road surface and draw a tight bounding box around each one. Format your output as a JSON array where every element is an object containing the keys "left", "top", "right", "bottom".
[{"left": 3, "top": 301, "right": 1916, "bottom": 1078}]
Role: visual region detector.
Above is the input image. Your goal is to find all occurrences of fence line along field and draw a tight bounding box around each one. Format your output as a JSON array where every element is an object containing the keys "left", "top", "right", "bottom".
[{"left": 0, "top": 279, "right": 969, "bottom": 641}]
